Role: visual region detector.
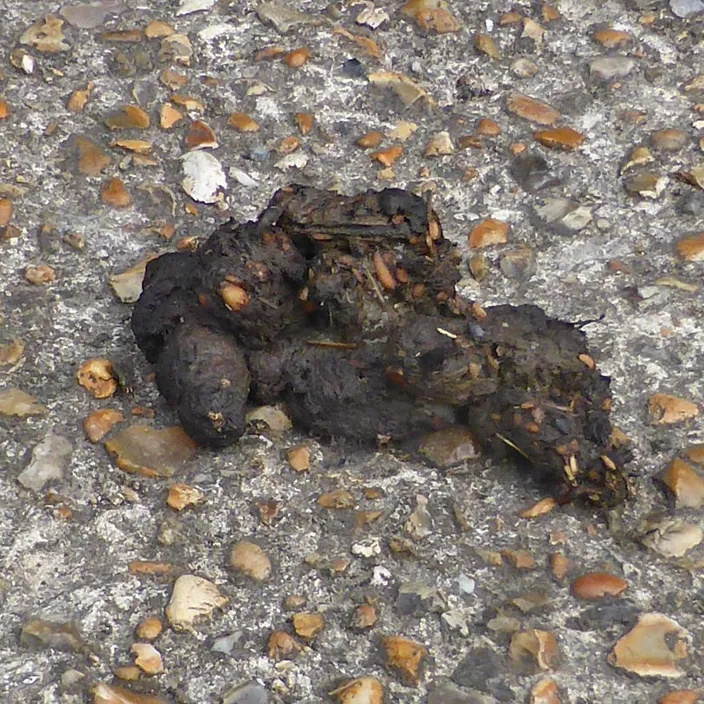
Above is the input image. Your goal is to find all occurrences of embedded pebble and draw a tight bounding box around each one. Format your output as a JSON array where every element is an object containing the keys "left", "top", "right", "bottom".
[
  {"left": 166, "top": 575, "right": 229, "bottom": 631},
  {"left": 418, "top": 427, "right": 480, "bottom": 467},
  {"left": 20, "top": 618, "right": 84, "bottom": 652},
  {"left": 109, "top": 255, "right": 159, "bottom": 303},
  {"left": 571, "top": 572, "right": 628, "bottom": 600},
  {"left": 530, "top": 679, "right": 561, "bottom": 704},
  {"left": 167, "top": 483, "right": 205, "bottom": 511},
  {"left": 230, "top": 541, "right": 272, "bottom": 581},
  {"left": 648, "top": 394, "right": 699, "bottom": 424},
  {"left": 93, "top": 683, "right": 168, "bottom": 703},
  {"left": 660, "top": 458, "right": 704, "bottom": 508},
  {"left": 382, "top": 635, "right": 428, "bottom": 685},
  {"left": 18, "top": 434, "right": 72, "bottom": 492},
  {"left": 670, "top": 0, "right": 704, "bottom": 17},
  {"left": 469, "top": 218, "right": 510, "bottom": 248},
  {"left": 506, "top": 94, "right": 561, "bottom": 125},
  {"left": 590, "top": 57, "right": 636, "bottom": 80},
  {"left": 104, "top": 425, "right": 197, "bottom": 478},
  {"left": 500, "top": 246, "right": 536, "bottom": 280},
  {"left": 222, "top": 681, "right": 269, "bottom": 704},
  {"left": 181, "top": 151, "right": 227, "bottom": 203},
  {"left": 509, "top": 629, "right": 560, "bottom": 673},
  {"left": 131, "top": 643, "right": 163, "bottom": 675},
  {"left": 0, "top": 388, "right": 47, "bottom": 417},
  {"left": 624, "top": 171, "right": 666, "bottom": 199},
  {"left": 330, "top": 677, "right": 384, "bottom": 704},
  {"left": 60, "top": 2, "right": 125, "bottom": 29},
  {"left": 83, "top": 409, "right": 125, "bottom": 442},
  {"left": 642, "top": 517, "right": 703, "bottom": 557},
  {"left": 292, "top": 611, "right": 324, "bottom": 639},
  {"left": 609, "top": 613, "right": 689, "bottom": 678},
  {"left": 135, "top": 616, "right": 163, "bottom": 641},
  {"left": 651, "top": 128, "right": 688, "bottom": 152}
]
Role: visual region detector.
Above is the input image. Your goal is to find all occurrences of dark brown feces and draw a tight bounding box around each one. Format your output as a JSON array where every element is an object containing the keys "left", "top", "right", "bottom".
[{"left": 131, "top": 184, "right": 631, "bottom": 506}]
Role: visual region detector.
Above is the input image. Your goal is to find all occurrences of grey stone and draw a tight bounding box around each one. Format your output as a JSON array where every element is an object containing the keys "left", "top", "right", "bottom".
[
  {"left": 590, "top": 57, "right": 636, "bottom": 80},
  {"left": 511, "top": 154, "right": 561, "bottom": 192},
  {"left": 428, "top": 680, "right": 499, "bottom": 704},
  {"left": 395, "top": 581, "right": 448, "bottom": 616},
  {"left": 17, "top": 434, "right": 72, "bottom": 492},
  {"left": 670, "top": 0, "right": 704, "bottom": 17},
  {"left": 60, "top": 1, "right": 124, "bottom": 28},
  {"left": 222, "top": 681, "right": 269, "bottom": 704}
]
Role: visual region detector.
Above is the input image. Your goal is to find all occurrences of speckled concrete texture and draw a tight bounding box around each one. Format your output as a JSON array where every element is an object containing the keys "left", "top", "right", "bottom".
[{"left": 0, "top": 1, "right": 703, "bottom": 702}]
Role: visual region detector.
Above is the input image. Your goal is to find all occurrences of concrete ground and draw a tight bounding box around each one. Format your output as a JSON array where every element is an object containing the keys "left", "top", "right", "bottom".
[{"left": 0, "top": 0, "right": 703, "bottom": 702}]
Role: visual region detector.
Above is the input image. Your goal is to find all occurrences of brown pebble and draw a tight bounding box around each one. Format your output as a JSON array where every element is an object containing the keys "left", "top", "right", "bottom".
[
  {"left": 287, "top": 444, "right": 311, "bottom": 472},
  {"left": 292, "top": 611, "right": 325, "bottom": 639},
  {"left": 356, "top": 131, "right": 384, "bottom": 149},
  {"left": 105, "top": 105, "right": 150, "bottom": 130},
  {"left": 101, "top": 177, "right": 132, "bottom": 208},
  {"left": 318, "top": 490, "right": 355, "bottom": 509},
  {"left": 534, "top": 126, "right": 585, "bottom": 150},
  {"left": 283, "top": 47, "right": 311, "bottom": 68},
  {"left": 549, "top": 552, "right": 571, "bottom": 581},
  {"left": 651, "top": 128, "right": 688, "bottom": 152},
  {"left": 230, "top": 541, "right": 271, "bottom": 581},
  {"left": 83, "top": 409, "right": 125, "bottom": 442},
  {"left": 469, "top": 218, "right": 510, "bottom": 248},
  {"left": 499, "top": 11, "right": 523, "bottom": 25},
  {"left": 676, "top": 233, "right": 704, "bottom": 262},
  {"left": 76, "top": 136, "right": 110, "bottom": 176},
  {"left": 571, "top": 572, "right": 628, "bottom": 600},
  {"left": 685, "top": 445, "right": 704, "bottom": 465},
  {"left": 351, "top": 602, "right": 378, "bottom": 630},
  {"left": 530, "top": 678, "right": 561, "bottom": 704},
  {"left": 67, "top": 83, "right": 94, "bottom": 113},
  {"left": 503, "top": 549, "right": 536, "bottom": 570},
  {"left": 330, "top": 677, "right": 384, "bottom": 704},
  {"left": 0, "top": 198, "right": 13, "bottom": 227},
  {"left": 131, "top": 643, "right": 164, "bottom": 675},
  {"left": 160, "top": 103, "right": 184, "bottom": 130},
  {"left": 0, "top": 339, "right": 24, "bottom": 367},
  {"left": 25, "top": 264, "right": 56, "bottom": 285},
  {"left": 371, "top": 145, "right": 403, "bottom": 167},
  {"left": 277, "top": 135, "right": 301, "bottom": 154},
  {"left": 424, "top": 131, "right": 454, "bottom": 156},
  {"left": 660, "top": 458, "right": 704, "bottom": 508},
  {"left": 648, "top": 394, "right": 699, "bottom": 424},
  {"left": 113, "top": 666, "right": 141, "bottom": 682},
  {"left": 185, "top": 120, "right": 217, "bottom": 150},
  {"left": 507, "top": 94, "right": 561, "bottom": 125},
  {"left": 457, "top": 135, "right": 484, "bottom": 150},
  {"left": 542, "top": 4, "right": 560, "bottom": 21},
  {"left": 382, "top": 635, "right": 427, "bottom": 685},
  {"left": 593, "top": 29, "right": 631, "bottom": 48},
  {"left": 510, "top": 629, "right": 560, "bottom": 673},
  {"left": 268, "top": 630, "right": 303, "bottom": 660},
  {"left": 658, "top": 692, "right": 700, "bottom": 704},
  {"left": 294, "top": 112, "right": 315, "bottom": 135},
  {"left": 135, "top": 616, "right": 163, "bottom": 641},
  {"left": 476, "top": 118, "right": 501, "bottom": 136},
  {"left": 77, "top": 358, "right": 118, "bottom": 398},
  {"left": 520, "top": 497, "right": 557, "bottom": 519},
  {"left": 475, "top": 33, "right": 500, "bottom": 59},
  {"left": 145, "top": 21, "right": 174, "bottom": 39},
  {"left": 228, "top": 112, "right": 260, "bottom": 132},
  {"left": 167, "top": 483, "right": 205, "bottom": 511},
  {"left": 0, "top": 98, "right": 9, "bottom": 119}
]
